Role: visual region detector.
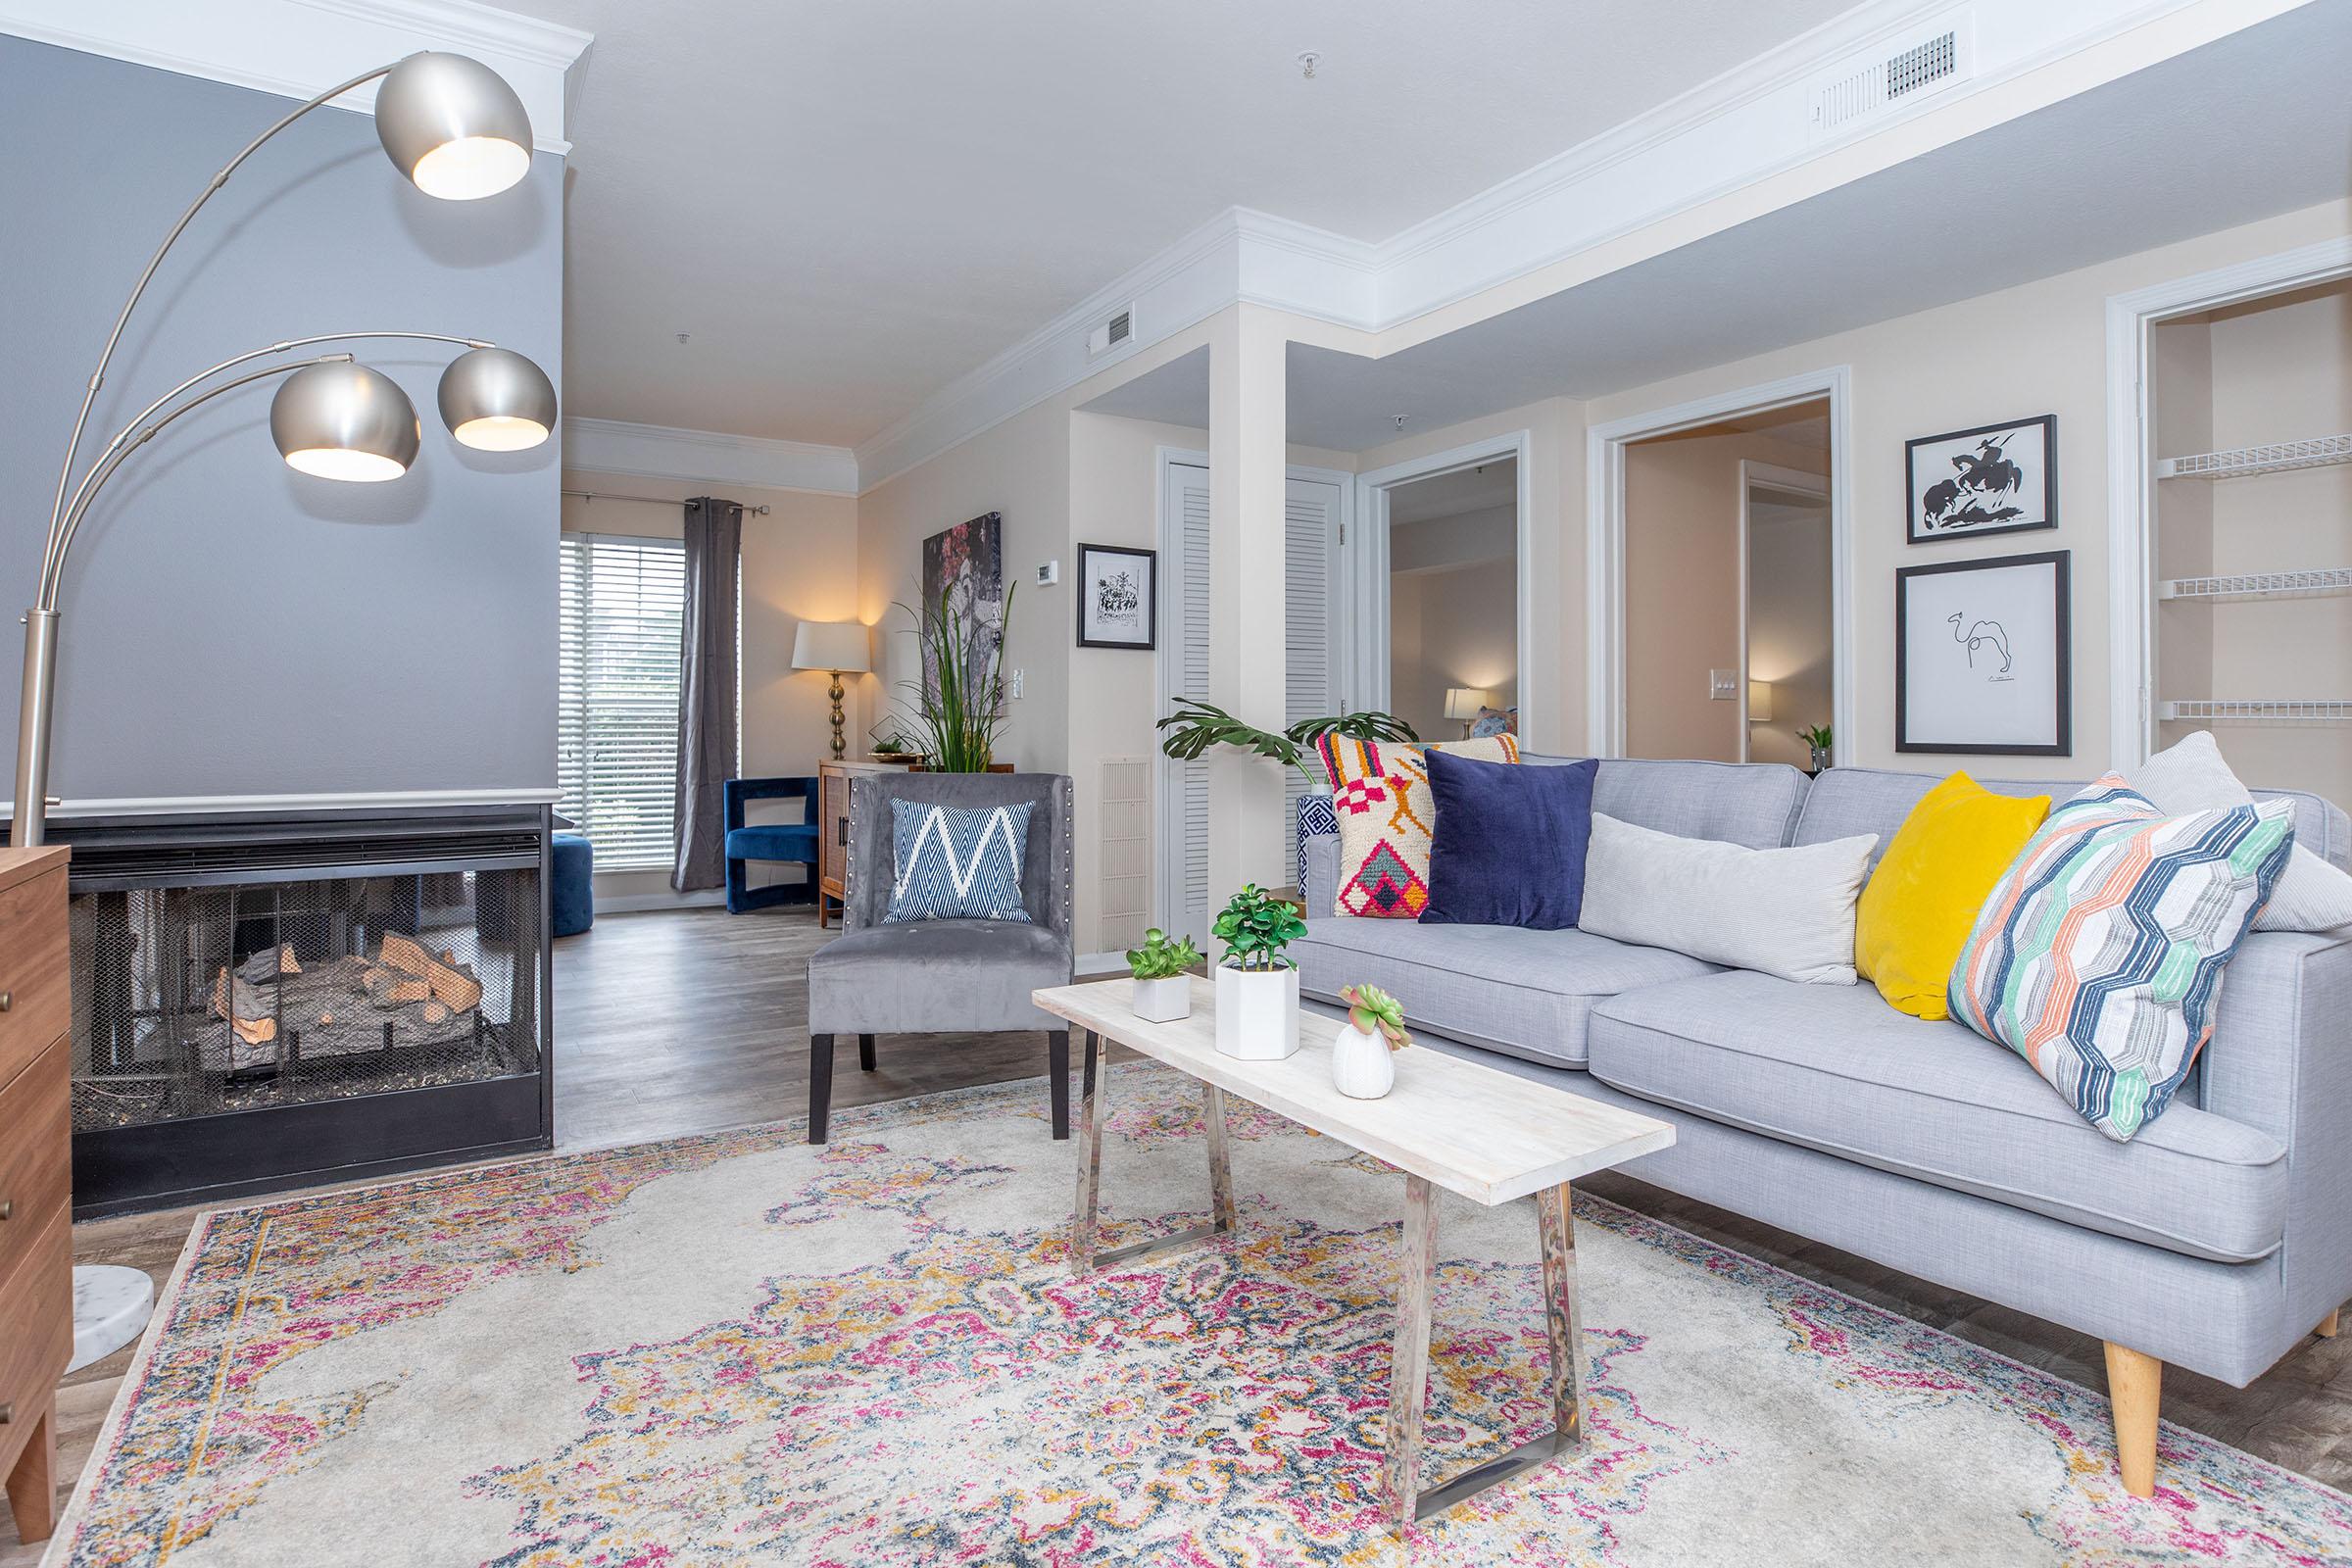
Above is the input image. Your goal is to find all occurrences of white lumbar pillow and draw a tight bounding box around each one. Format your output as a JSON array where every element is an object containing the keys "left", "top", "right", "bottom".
[
  {"left": 2126, "top": 730, "right": 2352, "bottom": 932},
  {"left": 1579, "top": 813, "right": 1879, "bottom": 985}
]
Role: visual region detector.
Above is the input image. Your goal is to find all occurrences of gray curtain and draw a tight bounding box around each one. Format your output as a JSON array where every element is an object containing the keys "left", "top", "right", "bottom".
[{"left": 672, "top": 496, "right": 743, "bottom": 891}]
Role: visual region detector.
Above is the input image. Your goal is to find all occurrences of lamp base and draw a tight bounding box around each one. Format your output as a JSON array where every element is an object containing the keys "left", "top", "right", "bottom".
[{"left": 828, "top": 673, "right": 847, "bottom": 760}]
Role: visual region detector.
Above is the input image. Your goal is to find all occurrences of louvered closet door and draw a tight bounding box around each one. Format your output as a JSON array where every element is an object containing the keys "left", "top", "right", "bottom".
[
  {"left": 1164, "top": 463, "right": 1214, "bottom": 948},
  {"left": 1284, "top": 477, "right": 1342, "bottom": 873}
]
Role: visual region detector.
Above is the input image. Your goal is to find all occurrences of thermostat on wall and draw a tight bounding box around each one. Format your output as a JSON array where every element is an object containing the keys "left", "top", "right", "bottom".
[{"left": 1037, "top": 560, "right": 1059, "bottom": 586}]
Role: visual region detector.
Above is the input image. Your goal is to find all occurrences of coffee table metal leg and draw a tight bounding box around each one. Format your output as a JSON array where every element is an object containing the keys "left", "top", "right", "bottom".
[
  {"left": 1385, "top": 1173, "right": 1439, "bottom": 1529},
  {"left": 1537, "top": 1181, "right": 1588, "bottom": 1446},
  {"left": 1395, "top": 1180, "right": 1589, "bottom": 1528},
  {"left": 1204, "top": 1083, "right": 1238, "bottom": 1235},
  {"left": 1070, "top": 1030, "right": 1103, "bottom": 1277}
]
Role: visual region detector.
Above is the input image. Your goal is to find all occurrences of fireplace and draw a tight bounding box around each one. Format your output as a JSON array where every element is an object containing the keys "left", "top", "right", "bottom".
[{"left": 56, "top": 807, "right": 553, "bottom": 1216}]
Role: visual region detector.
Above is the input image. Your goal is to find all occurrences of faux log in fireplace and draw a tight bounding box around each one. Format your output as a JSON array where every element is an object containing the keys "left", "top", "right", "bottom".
[{"left": 55, "top": 807, "right": 554, "bottom": 1216}]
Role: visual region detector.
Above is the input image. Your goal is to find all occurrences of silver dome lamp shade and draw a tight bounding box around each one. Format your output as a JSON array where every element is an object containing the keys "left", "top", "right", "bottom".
[
  {"left": 439, "top": 346, "right": 558, "bottom": 451},
  {"left": 374, "top": 51, "right": 534, "bottom": 201},
  {"left": 270, "top": 362, "right": 422, "bottom": 481}
]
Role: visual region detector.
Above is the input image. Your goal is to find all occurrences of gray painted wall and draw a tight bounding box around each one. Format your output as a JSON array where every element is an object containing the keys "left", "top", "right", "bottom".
[{"left": 0, "top": 36, "right": 562, "bottom": 804}]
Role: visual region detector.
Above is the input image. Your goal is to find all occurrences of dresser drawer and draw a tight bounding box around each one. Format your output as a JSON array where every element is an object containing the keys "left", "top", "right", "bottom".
[
  {"left": 0, "top": 1038, "right": 69, "bottom": 1294},
  {"left": 0, "top": 1207, "right": 71, "bottom": 1441},
  {"left": 0, "top": 865, "right": 67, "bottom": 1093}
]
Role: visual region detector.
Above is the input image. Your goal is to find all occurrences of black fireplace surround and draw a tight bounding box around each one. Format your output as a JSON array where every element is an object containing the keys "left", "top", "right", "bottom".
[{"left": 52, "top": 806, "right": 554, "bottom": 1216}]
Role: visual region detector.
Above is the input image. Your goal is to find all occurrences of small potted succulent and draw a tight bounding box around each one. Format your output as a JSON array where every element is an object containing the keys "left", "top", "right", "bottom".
[
  {"left": 1334, "top": 984, "right": 1412, "bottom": 1099},
  {"left": 1125, "top": 928, "right": 1201, "bottom": 1023},
  {"left": 1211, "top": 884, "right": 1307, "bottom": 1060}
]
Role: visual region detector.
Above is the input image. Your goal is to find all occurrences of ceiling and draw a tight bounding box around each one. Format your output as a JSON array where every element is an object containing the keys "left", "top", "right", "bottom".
[
  {"left": 1090, "top": 6, "right": 2352, "bottom": 452},
  {"left": 509, "top": 0, "right": 1855, "bottom": 446}
]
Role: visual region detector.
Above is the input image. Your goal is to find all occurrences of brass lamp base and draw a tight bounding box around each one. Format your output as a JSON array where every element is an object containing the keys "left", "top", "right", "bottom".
[{"left": 828, "top": 671, "right": 847, "bottom": 760}]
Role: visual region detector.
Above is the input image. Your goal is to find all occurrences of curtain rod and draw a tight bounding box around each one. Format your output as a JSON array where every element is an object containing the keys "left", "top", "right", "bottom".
[{"left": 561, "top": 487, "right": 772, "bottom": 516}]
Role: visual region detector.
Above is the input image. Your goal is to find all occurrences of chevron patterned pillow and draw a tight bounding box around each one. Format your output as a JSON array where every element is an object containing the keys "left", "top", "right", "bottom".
[
  {"left": 883, "top": 800, "right": 1035, "bottom": 924},
  {"left": 1947, "top": 776, "right": 2294, "bottom": 1143}
]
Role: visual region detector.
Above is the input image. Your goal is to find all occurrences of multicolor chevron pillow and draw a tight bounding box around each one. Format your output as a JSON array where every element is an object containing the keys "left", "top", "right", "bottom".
[
  {"left": 883, "top": 800, "right": 1033, "bottom": 923},
  {"left": 1947, "top": 776, "right": 2294, "bottom": 1143},
  {"left": 1316, "top": 733, "right": 1519, "bottom": 917}
]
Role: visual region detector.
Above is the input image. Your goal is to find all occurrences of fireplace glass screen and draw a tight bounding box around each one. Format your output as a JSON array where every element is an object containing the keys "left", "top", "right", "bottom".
[{"left": 71, "top": 868, "right": 542, "bottom": 1132}]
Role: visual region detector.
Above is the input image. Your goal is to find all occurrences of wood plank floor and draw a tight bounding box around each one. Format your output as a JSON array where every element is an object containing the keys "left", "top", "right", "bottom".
[{"left": 10, "top": 906, "right": 2347, "bottom": 1560}]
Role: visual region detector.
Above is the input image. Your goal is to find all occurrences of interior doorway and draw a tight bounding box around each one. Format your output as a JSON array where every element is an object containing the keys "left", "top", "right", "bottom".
[
  {"left": 1386, "top": 458, "right": 1519, "bottom": 741},
  {"left": 1590, "top": 374, "right": 1849, "bottom": 763}
]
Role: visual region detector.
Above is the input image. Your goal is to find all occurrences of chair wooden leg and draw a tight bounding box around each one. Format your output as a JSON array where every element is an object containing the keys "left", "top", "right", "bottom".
[
  {"left": 858, "top": 1034, "right": 877, "bottom": 1072},
  {"left": 2317, "top": 1308, "right": 2340, "bottom": 1339},
  {"left": 2104, "top": 1342, "right": 2162, "bottom": 1498},
  {"left": 1048, "top": 1030, "right": 1070, "bottom": 1141},
  {"left": 4, "top": 1398, "right": 56, "bottom": 1544},
  {"left": 808, "top": 1034, "right": 835, "bottom": 1144}
]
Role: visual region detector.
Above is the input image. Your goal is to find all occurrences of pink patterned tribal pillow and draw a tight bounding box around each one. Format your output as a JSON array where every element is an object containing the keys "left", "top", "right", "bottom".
[{"left": 1315, "top": 733, "right": 1519, "bottom": 917}]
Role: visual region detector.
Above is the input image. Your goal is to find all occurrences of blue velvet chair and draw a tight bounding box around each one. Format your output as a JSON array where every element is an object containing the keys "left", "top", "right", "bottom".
[{"left": 724, "top": 776, "right": 820, "bottom": 912}]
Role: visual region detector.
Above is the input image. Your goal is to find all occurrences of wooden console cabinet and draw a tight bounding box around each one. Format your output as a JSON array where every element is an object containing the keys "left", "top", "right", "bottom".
[
  {"left": 816, "top": 761, "right": 908, "bottom": 928},
  {"left": 0, "top": 845, "right": 71, "bottom": 1545}
]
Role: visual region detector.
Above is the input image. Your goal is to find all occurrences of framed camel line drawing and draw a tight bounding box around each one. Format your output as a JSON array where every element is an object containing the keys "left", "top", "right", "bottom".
[
  {"left": 1895, "top": 550, "right": 2072, "bottom": 756},
  {"left": 1905, "top": 415, "right": 2056, "bottom": 543}
]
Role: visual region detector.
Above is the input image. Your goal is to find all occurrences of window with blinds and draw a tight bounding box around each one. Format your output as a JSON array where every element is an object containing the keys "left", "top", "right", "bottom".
[{"left": 558, "top": 533, "right": 687, "bottom": 871}]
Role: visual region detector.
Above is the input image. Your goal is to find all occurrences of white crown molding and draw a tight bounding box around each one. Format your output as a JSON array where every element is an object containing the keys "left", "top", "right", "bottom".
[
  {"left": 565, "top": 416, "right": 860, "bottom": 498},
  {"left": 854, "top": 0, "right": 2294, "bottom": 489},
  {"left": 0, "top": 0, "right": 591, "bottom": 153}
]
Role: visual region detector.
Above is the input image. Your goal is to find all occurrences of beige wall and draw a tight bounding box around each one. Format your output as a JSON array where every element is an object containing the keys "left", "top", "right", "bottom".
[
  {"left": 1589, "top": 198, "right": 2352, "bottom": 774},
  {"left": 562, "top": 470, "right": 858, "bottom": 904},
  {"left": 1388, "top": 500, "right": 1518, "bottom": 739},
  {"left": 1622, "top": 429, "right": 1826, "bottom": 761}
]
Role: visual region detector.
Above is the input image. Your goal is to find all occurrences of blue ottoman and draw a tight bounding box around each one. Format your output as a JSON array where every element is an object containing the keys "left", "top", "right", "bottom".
[{"left": 551, "top": 832, "right": 595, "bottom": 937}]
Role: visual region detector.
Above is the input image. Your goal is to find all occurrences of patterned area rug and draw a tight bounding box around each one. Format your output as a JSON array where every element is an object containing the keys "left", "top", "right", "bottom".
[{"left": 44, "top": 1063, "right": 2352, "bottom": 1566}]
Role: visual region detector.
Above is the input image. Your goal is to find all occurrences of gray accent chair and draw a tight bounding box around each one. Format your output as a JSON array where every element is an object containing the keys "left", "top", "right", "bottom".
[
  {"left": 806, "top": 771, "right": 1075, "bottom": 1144},
  {"left": 1296, "top": 754, "right": 2352, "bottom": 1498}
]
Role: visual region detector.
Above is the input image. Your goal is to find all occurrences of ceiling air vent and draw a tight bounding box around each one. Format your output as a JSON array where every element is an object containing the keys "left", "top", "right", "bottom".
[
  {"left": 1809, "top": 21, "right": 1968, "bottom": 135},
  {"left": 1086, "top": 305, "right": 1134, "bottom": 359}
]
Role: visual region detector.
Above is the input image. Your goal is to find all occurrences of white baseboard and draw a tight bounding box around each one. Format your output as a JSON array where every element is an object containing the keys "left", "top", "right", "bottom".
[
  {"left": 594, "top": 889, "right": 728, "bottom": 914},
  {"left": 1075, "top": 952, "right": 1132, "bottom": 978}
]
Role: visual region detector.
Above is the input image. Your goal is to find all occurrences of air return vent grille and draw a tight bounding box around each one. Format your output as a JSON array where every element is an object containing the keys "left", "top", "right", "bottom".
[
  {"left": 1810, "top": 22, "right": 1967, "bottom": 134},
  {"left": 1097, "top": 757, "right": 1152, "bottom": 954},
  {"left": 1086, "top": 306, "right": 1134, "bottom": 358}
]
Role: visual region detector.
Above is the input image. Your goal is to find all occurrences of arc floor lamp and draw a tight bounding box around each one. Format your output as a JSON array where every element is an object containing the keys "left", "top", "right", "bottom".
[
  {"left": 13, "top": 47, "right": 562, "bottom": 1374},
  {"left": 12, "top": 49, "right": 561, "bottom": 851}
]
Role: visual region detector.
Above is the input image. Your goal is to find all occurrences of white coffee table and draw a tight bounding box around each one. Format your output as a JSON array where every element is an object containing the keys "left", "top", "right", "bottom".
[{"left": 1031, "top": 975, "right": 1676, "bottom": 1529}]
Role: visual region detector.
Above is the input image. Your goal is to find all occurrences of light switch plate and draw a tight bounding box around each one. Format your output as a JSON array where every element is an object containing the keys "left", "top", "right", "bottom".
[
  {"left": 1709, "top": 669, "right": 1739, "bottom": 701},
  {"left": 1009, "top": 668, "right": 1026, "bottom": 700}
]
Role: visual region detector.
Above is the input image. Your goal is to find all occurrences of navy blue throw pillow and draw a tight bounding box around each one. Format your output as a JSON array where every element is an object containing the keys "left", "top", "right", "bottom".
[{"left": 1422, "top": 752, "right": 1597, "bottom": 930}]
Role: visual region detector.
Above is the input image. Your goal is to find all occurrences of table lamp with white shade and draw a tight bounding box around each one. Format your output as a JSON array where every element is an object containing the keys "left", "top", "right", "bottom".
[
  {"left": 793, "top": 621, "right": 872, "bottom": 759},
  {"left": 1443, "top": 686, "right": 1495, "bottom": 738}
]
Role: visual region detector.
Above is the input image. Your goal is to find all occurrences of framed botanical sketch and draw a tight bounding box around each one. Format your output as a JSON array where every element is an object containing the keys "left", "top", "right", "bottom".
[
  {"left": 1906, "top": 415, "right": 2056, "bottom": 543},
  {"left": 1076, "top": 542, "right": 1155, "bottom": 650},
  {"left": 1896, "top": 550, "right": 2071, "bottom": 756}
]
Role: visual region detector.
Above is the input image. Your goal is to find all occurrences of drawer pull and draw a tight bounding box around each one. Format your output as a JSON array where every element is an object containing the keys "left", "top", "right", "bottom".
[
  {"left": 0, "top": 990, "right": 11, "bottom": 1011},
  {"left": 0, "top": 1403, "right": 12, "bottom": 1426},
  {"left": 0, "top": 1199, "right": 12, "bottom": 1221}
]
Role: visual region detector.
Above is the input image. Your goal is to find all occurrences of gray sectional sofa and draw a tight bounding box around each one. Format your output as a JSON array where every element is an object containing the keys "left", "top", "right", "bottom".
[{"left": 1298, "top": 757, "right": 2352, "bottom": 1495}]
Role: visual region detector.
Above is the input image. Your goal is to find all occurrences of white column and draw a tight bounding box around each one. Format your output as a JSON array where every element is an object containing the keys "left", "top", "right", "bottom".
[{"left": 1205, "top": 306, "right": 1288, "bottom": 911}]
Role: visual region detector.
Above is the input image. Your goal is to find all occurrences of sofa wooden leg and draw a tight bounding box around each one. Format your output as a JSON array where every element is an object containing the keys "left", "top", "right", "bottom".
[
  {"left": 2104, "top": 1342, "right": 2162, "bottom": 1498},
  {"left": 2318, "top": 1309, "right": 2340, "bottom": 1339},
  {"left": 858, "top": 1033, "right": 877, "bottom": 1072},
  {"left": 1048, "top": 1030, "right": 1070, "bottom": 1141},
  {"left": 808, "top": 1034, "right": 835, "bottom": 1145}
]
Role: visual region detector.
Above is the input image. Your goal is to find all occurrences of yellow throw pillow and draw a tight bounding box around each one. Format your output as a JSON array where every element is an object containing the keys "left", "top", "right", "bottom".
[{"left": 1855, "top": 772, "right": 2048, "bottom": 1019}]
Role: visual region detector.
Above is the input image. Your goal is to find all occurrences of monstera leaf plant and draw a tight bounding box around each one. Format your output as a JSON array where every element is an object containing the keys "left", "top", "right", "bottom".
[{"left": 1155, "top": 699, "right": 1417, "bottom": 790}]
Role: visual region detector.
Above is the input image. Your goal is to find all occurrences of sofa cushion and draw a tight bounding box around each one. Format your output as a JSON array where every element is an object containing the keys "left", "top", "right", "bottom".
[
  {"left": 1292, "top": 917, "right": 1717, "bottom": 1068},
  {"left": 1793, "top": 764, "right": 2350, "bottom": 873},
  {"left": 1580, "top": 813, "right": 1876, "bottom": 985},
  {"left": 1316, "top": 733, "right": 1520, "bottom": 918},
  {"left": 1586, "top": 970, "right": 2287, "bottom": 1263},
  {"left": 1521, "top": 755, "right": 1809, "bottom": 850},
  {"left": 1423, "top": 751, "right": 1595, "bottom": 930}
]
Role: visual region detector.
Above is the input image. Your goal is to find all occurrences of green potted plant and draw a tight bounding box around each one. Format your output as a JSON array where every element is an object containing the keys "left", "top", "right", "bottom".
[
  {"left": 1211, "top": 884, "right": 1307, "bottom": 1059},
  {"left": 1333, "top": 983, "right": 1411, "bottom": 1099},
  {"left": 895, "top": 579, "right": 1018, "bottom": 772},
  {"left": 1125, "top": 927, "right": 1201, "bottom": 1023}
]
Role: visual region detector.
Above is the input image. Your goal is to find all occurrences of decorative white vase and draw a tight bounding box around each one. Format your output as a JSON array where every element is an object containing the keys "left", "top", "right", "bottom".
[
  {"left": 1331, "top": 1022, "right": 1396, "bottom": 1099},
  {"left": 1214, "top": 961, "right": 1301, "bottom": 1059},
  {"left": 1131, "top": 974, "right": 1192, "bottom": 1024}
]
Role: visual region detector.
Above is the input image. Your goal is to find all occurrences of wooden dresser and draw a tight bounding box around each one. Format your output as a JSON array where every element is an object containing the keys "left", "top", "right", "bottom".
[
  {"left": 815, "top": 760, "right": 909, "bottom": 928},
  {"left": 0, "top": 846, "right": 70, "bottom": 1546}
]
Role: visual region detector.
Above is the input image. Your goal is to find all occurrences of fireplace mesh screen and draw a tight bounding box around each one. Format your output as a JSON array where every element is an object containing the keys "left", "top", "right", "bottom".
[{"left": 71, "top": 869, "right": 541, "bottom": 1132}]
